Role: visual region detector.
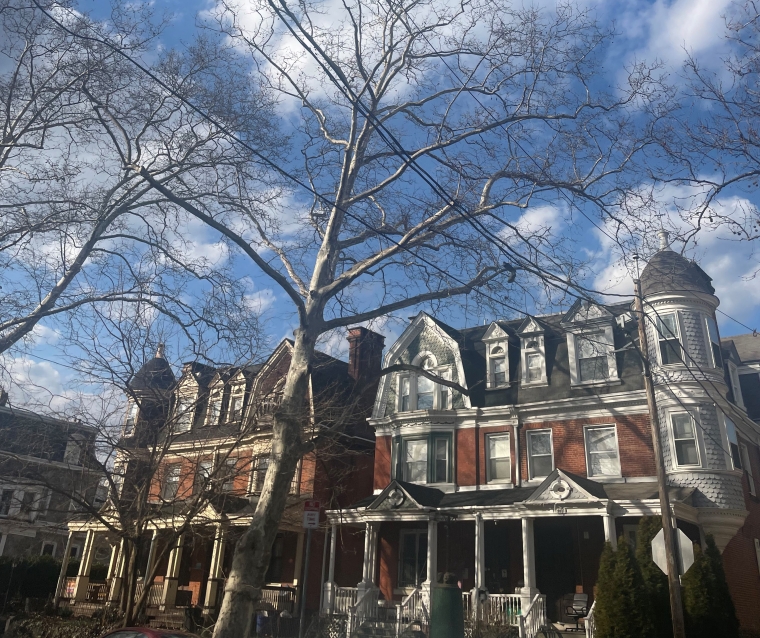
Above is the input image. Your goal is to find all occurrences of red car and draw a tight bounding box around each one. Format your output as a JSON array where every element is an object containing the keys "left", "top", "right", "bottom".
[{"left": 99, "top": 630, "right": 196, "bottom": 638}]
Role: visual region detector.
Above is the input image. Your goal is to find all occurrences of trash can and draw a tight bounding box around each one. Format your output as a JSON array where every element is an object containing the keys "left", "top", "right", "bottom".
[{"left": 430, "top": 583, "right": 464, "bottom": 638}]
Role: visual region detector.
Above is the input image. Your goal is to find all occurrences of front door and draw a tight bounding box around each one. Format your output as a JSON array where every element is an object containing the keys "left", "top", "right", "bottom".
[{"left": 534, "top": 519, "right": 576, "bottom": 622}]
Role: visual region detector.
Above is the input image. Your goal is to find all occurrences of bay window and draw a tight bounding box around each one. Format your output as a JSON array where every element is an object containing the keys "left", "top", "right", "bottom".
[
  {"left": 740, "top": 443, "right": 756, "bottom": 496},
  {"left": 657, "top": 313, "right": 683, "bottom": 365},
  {"left": 706, "top": 316, "right": 723, "bottom": 368},
  {"left": 671, "top": 413, "right": 700, "bottom": 467},
  {"left": 396, "top": 356, "right": 452, "bottom": 412},
  {"left": 395, "top": 434, "right": 453, "bottom": 484},
  {"left": 724, "top": 417, "right": 742, "bottom": 470}
]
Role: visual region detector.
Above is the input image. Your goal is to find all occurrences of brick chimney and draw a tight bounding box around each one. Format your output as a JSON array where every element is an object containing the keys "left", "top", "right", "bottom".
[{"left": 347, "top": 327, "right": 385, "bottom": 382}]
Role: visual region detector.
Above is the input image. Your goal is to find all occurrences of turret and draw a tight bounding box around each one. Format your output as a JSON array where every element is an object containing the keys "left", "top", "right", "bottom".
[
  {"left": 640, "top": 232, "right": 746, "bottom": 549},
  {"left": 123, "top": 344, "right": 175, "bottom": 445}
]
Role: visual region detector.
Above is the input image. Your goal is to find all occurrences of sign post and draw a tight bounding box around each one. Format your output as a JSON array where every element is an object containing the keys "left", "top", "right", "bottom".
[{"left": 298, "top": 500, "right": 320, "bottom": 638}]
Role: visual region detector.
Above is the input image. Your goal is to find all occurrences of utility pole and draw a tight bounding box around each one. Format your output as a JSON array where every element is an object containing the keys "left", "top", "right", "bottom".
[{"left": 634, "top": 277, "right": 686, "bottom": 638}]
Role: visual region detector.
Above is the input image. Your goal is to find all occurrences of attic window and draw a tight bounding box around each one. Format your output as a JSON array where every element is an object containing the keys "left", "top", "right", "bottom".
[
  {"left": 487, "top": 344, "right": 509, "bottom": 389},
  {"left": 396, "top": 353, "right": 451, "bottom": 411},
  {"left": 521, "top": 335, "right": 546, "bottom": 386}
]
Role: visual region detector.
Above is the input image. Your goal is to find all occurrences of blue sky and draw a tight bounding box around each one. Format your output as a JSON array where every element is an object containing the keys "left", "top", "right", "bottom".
[{"left": 4, "top": 0, "right": 760, "bottom": 414}]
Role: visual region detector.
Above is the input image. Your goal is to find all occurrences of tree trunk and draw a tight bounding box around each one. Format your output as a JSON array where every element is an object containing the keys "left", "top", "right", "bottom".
[
  {"left": 212, "top": 326, "right": 316, "bottom": 638},
  {"left": 123, "top": 540, "right": 139, "bottom": 626}
]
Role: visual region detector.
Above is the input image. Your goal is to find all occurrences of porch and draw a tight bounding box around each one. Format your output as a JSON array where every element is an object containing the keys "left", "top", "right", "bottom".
[
  {"left": 55, "top": 523, "right": 303, "bottom": 621},
  {"left": 321, "top": 474, "right": 628, "bottom": 638}
]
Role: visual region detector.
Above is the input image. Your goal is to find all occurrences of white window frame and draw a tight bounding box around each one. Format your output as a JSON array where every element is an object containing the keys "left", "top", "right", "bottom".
[
  {"left": 162, "top": 464, "right": 182, "bottom": 500},
  {"left": 228, "top": 390, "right": 245, "bottom": 423},
  {"left": 705, "top": 316, "right": 723, "bottom": 369},
  {"left": 740, "top": 442, "right": 756, "bottom": 496},
  {"left": 63, "top": 434, "right": 85, "bottom": 465},
  {"left": 723, "top": 415, "right": 742, "bottom": 471},
  {"left": 486, "top": 433, "right": 512, "bottom": 484},
  {"left": 567, "top": 326, "right": 617, "bottom": 386},
  {"left": 221, "top": 457, "right": 239, "bottom": 492},
  {"left": 174, "top": 395, "right": 195, "bottom": 433},
  {"left": 521, "top": 336, "right": 547, "bottom": 386},
  {"left": 583, "top": 425, "right": 622, "bottom": 478},
  {"left": 252, "top": 455, "right": 270, "bottom": 494},
  {"left": 124, "top": 401, "right": 138, "bottom": 436},
  {"left": 402, "top": 438, "right": 429, "bottom": 483},
  {"left": 487, "top": 342, "right": 509, "bottom": 389},
  {"left": 195, "top": 459, "right": 214, "bottom": 493},
  {"left": 728, "top": 362, "right": 745, "bottom": 409},
  {"left": 656, "top": 312, "right": 684, "bottom": 366},
  {"left": 527, "top": 429, "right": 554, "bottom": 480},
  {"left": 206, "top": 393, "right": 222, "bottom": 426},
  {"left": 40, "top": 541, "right": 57, "bottom": 557},
  {"left": 396, "top": 354, "right": 451, "bottom": 412},
  {"left": 669, "top": 412, "right": 702, "bottom": 469}
]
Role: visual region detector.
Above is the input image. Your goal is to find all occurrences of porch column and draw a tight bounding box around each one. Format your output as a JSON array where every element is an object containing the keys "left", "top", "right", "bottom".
[
  {"left": 368, "top": 523, "right": 379, "bottom": 584},
  {"left": 145, "top": 529, "right": 158, "bottom": 578},
  {"left": 54, "top": 530, "right": 74, "bottom": 607},
  {"left": 357, "top": 522, "right": 378, "bottom": 598},
  {"left": 323, "top": 524, "right": 338, "bottom": 614},
  {"left": 73, "top": 529, "right": 96, "bottom": 602},
  {"left": 470, "top": 514, "right": 486, "bottom": 621},
  {"left": 161, "top": 533, "right": 184, "bottom": 609},
  {"left": 603, "top": 514, "right": 617, "bottom": 550},
  {"left": 203, "top": 524, "right": 227, "bottom": 617},
  {"left": 108, "top": 539, "right": 127, "bottom": 604},
  {"left": 520, "top": 518, "right": 538, "bottom": 606},
  {"left": 421, "top": 518, "right": 438, "bottom": 615}
]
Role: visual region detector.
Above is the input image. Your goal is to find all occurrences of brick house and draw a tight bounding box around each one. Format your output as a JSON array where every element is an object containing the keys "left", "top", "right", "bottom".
[
  {"left": 0, "top": 394, "right": 99, "bottom": 560},
  {"left": 61, "top": 328, "right": 383, "bottom": 622},
  {"left": 323, "top": 238, "right": 760, "bottom": 636}
]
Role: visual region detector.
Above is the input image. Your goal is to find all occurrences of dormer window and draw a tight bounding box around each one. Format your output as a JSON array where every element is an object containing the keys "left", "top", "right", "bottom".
[
  {"left": 175, "top": 396, "right": 194, "bottom": 433},
  {"left": 561, "top": 301, "right": 619, "bottom": 386},
  {"left": 228, "top": 392, "right": 244, "bottom": 423},
  {"left": 491, "top": 347, "right": 507, "bottom": 386},
  {"left": 206, "top": 394, "right": 222, "bottom": 426},
  {"left": 656, "top": 313, "right": 683, "bottom": 365},
  {"left": 577, "top": 333, "right": 610, "bottom": 382},
  {"left": 521, "top": 337, "right": 546, "bottom": 386},
  {"left": 396, "top": 354, "right": 451, "bottom": 412},
  {"left": 124, "top": 402, "right": 138, "bottom": 436},
  {"left": 482, "top": 323, "right": 510, "bottom": 389}
]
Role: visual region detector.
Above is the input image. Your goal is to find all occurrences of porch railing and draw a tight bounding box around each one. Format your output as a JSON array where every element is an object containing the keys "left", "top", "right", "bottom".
[
  {"left": 584, "top": 600, "right": 596, "bottom": 638},
  {"left": 134, "top": 580, "right": 165, "bottom": 607},
  {"left": 86, "top": 581, "right": 108, "bottom": 603},
  {"left": 518, "top": 594, "right": 546, "bottom": 638},
  {"left": 63, "top": 577, "right": 76, "bottom": 599},
  {"left": 261, "top": 586, "right": 297, "bottom": 613},
  {"left": 463, "top": 592, "right": 522, "bottom": 627},
  {"left": 395, "top": 587, "right": 424, "bottom": 637},
  {"left": 348, "top": 587, "right": 379, "bottom": 635},
  {"left": 334, "top": 587, "right": 358, "bottom": 616}
]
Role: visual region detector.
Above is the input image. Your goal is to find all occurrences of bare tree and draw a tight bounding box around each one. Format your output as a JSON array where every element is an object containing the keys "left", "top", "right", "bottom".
[
  {"left": 644, "top": 0, "right": 760, "bottom": 259},
  {"left": 0, "top": 0, "right": 278, "bottom": 359},
  {"left": 92, "top": 1, "right": 671, "bottom": 634}
]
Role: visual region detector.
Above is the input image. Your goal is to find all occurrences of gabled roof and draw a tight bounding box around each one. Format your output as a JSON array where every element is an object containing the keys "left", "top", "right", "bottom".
[
  {"left": 367, "top": 480, "right": 445, "bottom": 510},
  {"left": 526, "top": 469, "right": 608, "bottom": 502},
  {"left": 723, "top": 333, "right": 760, "bottom": 364},
  {"left": 560, "top": 299, "right": 614, "bottom": 327},
  {"left": 517, "top": 316, "right": 546, "bottom": 335}
]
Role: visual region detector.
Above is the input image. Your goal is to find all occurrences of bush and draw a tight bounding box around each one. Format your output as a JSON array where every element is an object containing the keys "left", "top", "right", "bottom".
[
  {"left": 682, "top": 534, "right": 740, "bottom": 638},
  {"left": 594, "top": 538, "right": 652, "bottom": 638},
  {"left": 0, "top": 556, "right": 62, "bottom": 603},
  {"left": 5, "top": 613, "right": 116, "bottom": 638},
  {"left": 635, "top": 517, "right": 670, "bottom": 638}
]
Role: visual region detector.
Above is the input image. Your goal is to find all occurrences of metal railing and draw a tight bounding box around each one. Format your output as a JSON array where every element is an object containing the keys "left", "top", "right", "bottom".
[
  {"left": 518, "top": 594, "right": 546, "bottom": 638},
  {"left": 395, "top": 587, "right": 424, "bottom": 637},
  {"left": 585, "top": 600, "right": 596, "bottom": 638},
  {"left": 334, "top": 587, "right": 358, "bottom": 616}
]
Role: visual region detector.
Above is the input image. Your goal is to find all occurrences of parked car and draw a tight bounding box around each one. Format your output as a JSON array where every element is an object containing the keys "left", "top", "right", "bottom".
[{"left": 99, "top": 630, "right": 197, "bottom": 638}]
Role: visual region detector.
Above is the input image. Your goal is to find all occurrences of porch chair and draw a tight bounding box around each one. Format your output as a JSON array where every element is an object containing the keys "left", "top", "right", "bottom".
[{"left": 564, "top": 593, "right": 589, "bottom": 632}]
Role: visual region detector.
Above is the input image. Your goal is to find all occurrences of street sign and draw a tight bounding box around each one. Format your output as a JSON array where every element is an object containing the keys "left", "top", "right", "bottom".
[
  {"left": 303, "top": 499, "right": 320, "bottom": 529},
  {"left": 651, "top": 529, "right": 695, "bottom": 576}
]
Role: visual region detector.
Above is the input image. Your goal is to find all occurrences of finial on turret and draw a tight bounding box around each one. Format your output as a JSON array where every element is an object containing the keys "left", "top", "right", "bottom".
[
  {"left": 658, "top": 230, "right": 670, "bottom": 251},
  {"left": 156, "top": 343, "right": 165, "bottom": 359}
]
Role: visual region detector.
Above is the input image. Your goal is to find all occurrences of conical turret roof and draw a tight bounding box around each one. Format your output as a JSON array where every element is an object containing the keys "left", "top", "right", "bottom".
[{"left": 129, "top": 344, "right": 175, "bottom": 392}]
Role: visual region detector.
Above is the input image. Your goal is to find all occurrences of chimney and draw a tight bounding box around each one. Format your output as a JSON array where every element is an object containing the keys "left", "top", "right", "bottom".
[
  {"left": 658, "top": 230, "right": 670, "bottom": 251},
  {"left": 156, "top": 343, "right": 166, "bottom": 359},
  {"left": 347, "top": 327, "right": 385, "bottom": 382}
]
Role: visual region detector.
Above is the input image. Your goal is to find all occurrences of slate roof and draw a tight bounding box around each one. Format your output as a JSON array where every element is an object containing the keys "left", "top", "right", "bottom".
[
  {"left": 724, "top": 333, "right": 760, "bottom": 364},
  {"left": 130, "top": 356, "right": 176, "bottom": 392},
  {"left": 421, "top": 301, "right": 645, "bottom": 408},
  {"left": 640, "top": 248, "right": 715, "bottom": 297}
]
